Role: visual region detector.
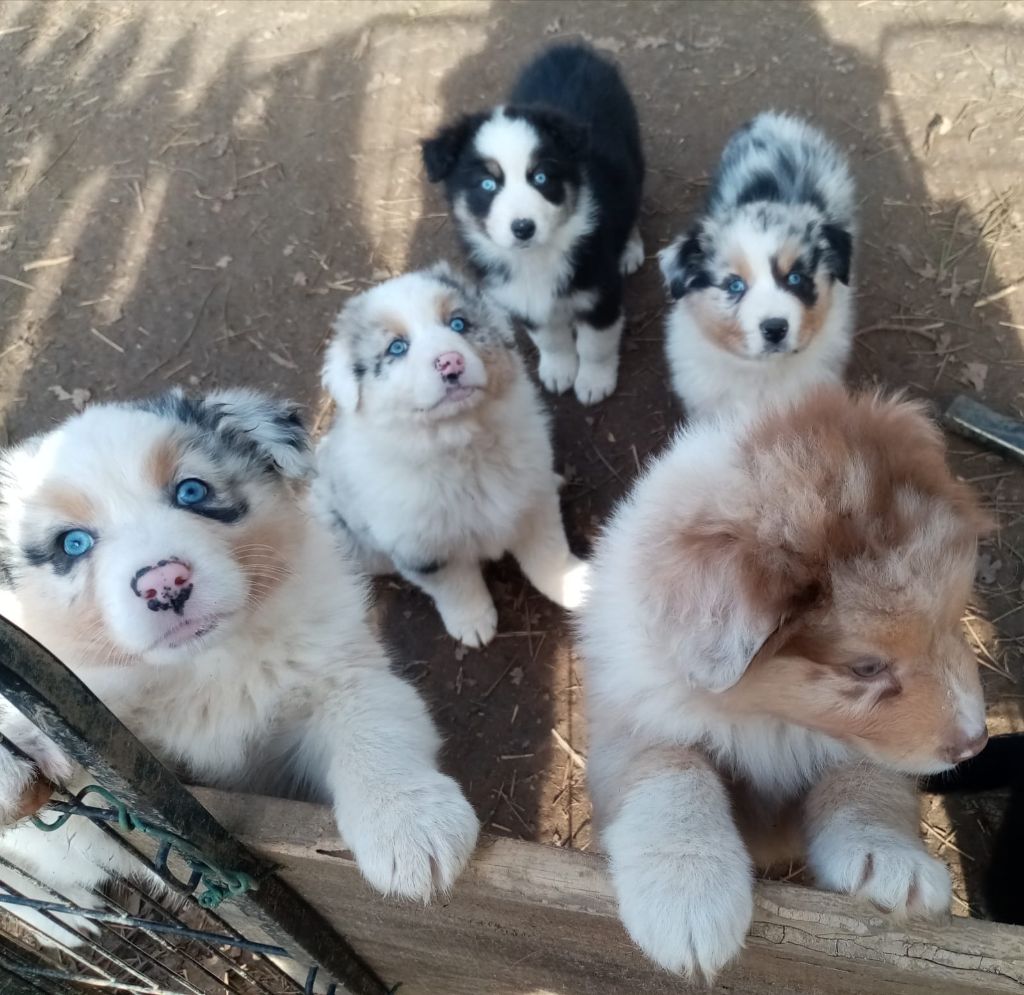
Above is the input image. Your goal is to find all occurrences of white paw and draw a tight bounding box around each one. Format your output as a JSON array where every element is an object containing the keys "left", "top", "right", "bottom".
[
  {"left": 537, "top": 350, "right": 579, "bottom": 395},
  {"left": 611, "top": 843, "right": 753, "bottom": 979},
  {"left": 811, "top": 834, "right": 951, "bottom": 917},
  {"left": 344, "top": 772, "right": 479, "bottom": 901},
  {"left": 620, "top": 230, "right": 645, "bottom": 276},
  {"left": 556, "top": 557, "right": 591, "bottom": 610},
  {"left": 574, "top": 358, "right": 618, "bottom": 405},
  {"left": 440, "top": 596, "right": 498, "bottom": 648}
]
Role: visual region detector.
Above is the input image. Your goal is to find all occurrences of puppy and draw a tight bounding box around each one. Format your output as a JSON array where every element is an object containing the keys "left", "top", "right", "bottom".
[
  {"left": 421, "top": 43, "right": 644, "bottom": 405},
  {"left": 0, "top": 389, "right": 479, "bottom": 947},
  {"left": 313, "top": 264, "right": 587, "bottom": 648},
  {"left": 659, "top": 112, "right": 855, "bottom": 419},
  {"left": 578, "top": 386, "right": 989, "bottom": 980}
]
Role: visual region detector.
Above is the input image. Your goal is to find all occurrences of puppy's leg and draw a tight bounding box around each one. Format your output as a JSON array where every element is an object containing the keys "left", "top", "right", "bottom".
[
  {"left": 302, "top": 661, "right": 479, "bottom": 901},
  {"left": 805, "top": 763, "right": 951, "bottom": 917},
  {"left": 597, "top": 740, "right": 753, "bottom": 979},
  {"left": 574, "top": 283, "right": 624, "bottom": 405},
  {"left": 528, "top": 320, "right": 578, "bottom": 396},
  {"left": 620, "top": 226, "right": 645, "bottom": 276},
  {"left": 401, "top": 561, "right": 497, "bottom": 648},
  {"left": 510, "top": 490, "right": 588, "bottom": 609}
]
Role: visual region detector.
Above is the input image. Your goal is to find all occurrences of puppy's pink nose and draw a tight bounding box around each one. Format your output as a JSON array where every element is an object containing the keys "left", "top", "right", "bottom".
[
  {"left": 944, "top": 728, "right": 989, "bottom": 764},
  {"left": 131, "top": 558, "right": 193, "bottom": 614},
  {"left": 435, "top": 351, "right": 465, "bottom": 381}
]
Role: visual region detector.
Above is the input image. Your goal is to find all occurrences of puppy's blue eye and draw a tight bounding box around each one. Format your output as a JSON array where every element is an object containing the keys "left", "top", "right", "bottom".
[
  {"left": 481, "top": 177, "right": 497, "bottom": 193},
  {"left": 387, "top": 338, "right": 409, "bottom": 357},
  {"left": 787, "top": 272, "right": 803, "bottom": 287},
  {"left": 61, "top": 529, "right": 94, "bottom": 558},
  {"left": 449, "top": 316, "right": 467, "bottom": 333},
  {"left": 175, "top": 479, "right": 209, "bottom": 506},
  {"left": 728, "top": 277, "right": 747, "bottom": 295},
  {"left": 533, "top": 171, "right": 547, "bottom": 186}
]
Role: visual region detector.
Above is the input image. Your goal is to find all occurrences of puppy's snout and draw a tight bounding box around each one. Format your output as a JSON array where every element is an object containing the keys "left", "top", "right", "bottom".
[
  {"left": 511, "top": 218, "right": 536, "bottom": 242},
  {"left": 943, "top": 727, "right": 989, "bottom": 764},
  {"left": 131, "top": 558, "right": 193, "bottom": 614},
  {"left": 760, "top": 318, "right": 789, "bottom": 344},
  {"left": 435, "top": 351, "right": 466, "bottom": 383}
]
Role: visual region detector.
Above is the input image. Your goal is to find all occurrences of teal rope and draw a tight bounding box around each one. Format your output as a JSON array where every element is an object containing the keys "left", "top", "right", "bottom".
[{"left": 32, "top": 784, "right": 255, "bottom": 909}]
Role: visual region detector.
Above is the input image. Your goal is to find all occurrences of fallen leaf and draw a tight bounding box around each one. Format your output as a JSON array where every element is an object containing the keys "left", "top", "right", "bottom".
[
  {"left": 634, "top": 35, "right": 669, "bottom": 50},
  {"left": 215, "top": 255, "right": 232, "bottom": 269},
  {"left": 580, "top": 32, "right": 625, "bottom": 53},
  {"left": 543, "top": 17, "right": 562, "bottom": 34},
  {"left": 975, "top": 552, "right": 1002, "bottom": 586},
  {"left": 292, "top": 271, "right": 308, "bottom": 287},
  {"left": 923, "top": 112, "right": 951, "bottom": 153},
  {"left": 962, "top": 360, "right": 988, "bottom": 393},
  {"left": 49, "top": 385, "right": 91, "bottom": 411},
  {"left": 509, "top": 666, "right": 524, "bottom": 687}
]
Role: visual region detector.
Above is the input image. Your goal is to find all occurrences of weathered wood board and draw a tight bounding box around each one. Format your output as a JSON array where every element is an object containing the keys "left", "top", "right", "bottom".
[{"left": 192, "top": 788, "right": 1024, "bottom": 995}]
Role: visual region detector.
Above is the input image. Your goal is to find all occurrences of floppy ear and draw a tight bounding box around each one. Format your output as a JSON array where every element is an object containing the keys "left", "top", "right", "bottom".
[
  {"left": 658, "top": 227, "right": 710, "bottom": 300},
  {"left": 421, "top": 113, "right": 485, "bottom": 183},
  {"left": 820, "top": 222, "right": 852, "bottom": 285},
  {"left": 635, "top": 490, "right": 823, "bottom": 693},
  {"left": 321, "top": 307, "right": 363, "bottom": 415},
  {"left": 528, "top": 106, "right": 590, "bottom": 159},
  {"left": 205, "top": 389, "right": 311, "bottom": 480}
]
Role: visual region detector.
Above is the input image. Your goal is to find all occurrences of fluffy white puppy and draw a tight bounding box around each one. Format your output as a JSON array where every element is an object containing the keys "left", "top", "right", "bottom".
[
  {"left": 659, "top": 112, "right": 856, "bottom": 419},
  {"left": 578, "top": 387, "right": 989, "bottom": 981},
  {"left": 0, "top": 389, "right": 478, "bottom": 947},
  {"left": 313, "top": 263, "right": 587, "bottom": 648}
]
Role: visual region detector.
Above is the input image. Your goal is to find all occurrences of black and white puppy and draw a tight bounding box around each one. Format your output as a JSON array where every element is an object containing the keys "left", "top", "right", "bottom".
[
  {"left": 659, "top": 112, "right": 855, "bottom": 419},
  {"left": 422, "top": 44, "right": 645, "bottom": 405}
]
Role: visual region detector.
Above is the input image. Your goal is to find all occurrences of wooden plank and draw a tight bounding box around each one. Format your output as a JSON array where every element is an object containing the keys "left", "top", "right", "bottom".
[{"left": 191, "top": 787, "right": 1024, "bottom": 995}]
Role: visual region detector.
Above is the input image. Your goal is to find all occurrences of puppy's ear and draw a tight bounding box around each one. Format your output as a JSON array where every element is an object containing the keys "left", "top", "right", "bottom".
[
  {"left": 658, "top": 227, "right": 710, "bottom": 300},
  {"left": 205, "top": 389, "right": 311, "bottom": 480},
  {"left": 421, "top": 113, "right": 485, "bottom": 183},
  {"left": 322, "top": 307, "right": 363, "bottom": 415},
  {"left": 638, "top": 503, "right": 823, "bottom": 692},
  {"left": 820, "top": 222, "right": 852, "bottom": 285},
  {"left": 529, "top": 107, "right": 590, "bottom": 159}
]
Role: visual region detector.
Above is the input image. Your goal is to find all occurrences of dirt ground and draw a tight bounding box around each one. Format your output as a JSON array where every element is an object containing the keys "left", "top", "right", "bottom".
[{"left": 1, "top": 0, "right": 1023, "bottom": 921}]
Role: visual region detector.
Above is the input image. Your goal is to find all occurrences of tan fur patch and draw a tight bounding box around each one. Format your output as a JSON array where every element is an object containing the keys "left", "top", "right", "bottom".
[
  {"left": 230, "top": 509, "right": 302, "bottom": 609},
  {"left": 690, "top": 291, "right": 746, "bottom": 355},
  {"left": 145, "top": 436, "right": 180, "bottom": 491},
  {"left": 434, "top": 292, "right": 457, "bottom": 327},
  {"left": 725, "top": 249, "right": 753, "bottom": 287},
  {"left": 36, "top": 485, "right": 96, "bottom": 527},
  {"left": 795, "top": 275, "right": 830, "bottom": 348}
]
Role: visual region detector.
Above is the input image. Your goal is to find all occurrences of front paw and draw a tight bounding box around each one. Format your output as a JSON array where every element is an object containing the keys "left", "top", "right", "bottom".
[
  {"left": 345, "top": 772, "right": 479, "bottom": 901},
  {"left": 556, "top": 557, "right": 591, "bottom": 610},
  {"left": 810, "top": 834, "right": 951, "bottom": 917},
  {"left": 537, "top": 350, "right": 579, "bottom": 395},
  {"left": 574, "top": 358, "right": 618, "bottom": 405},
  {"left": 439, "top": 596, "right": 498, "bottom": 648},
  {"left": 611, "top": 843, "right": 753, "bottom": 979}
]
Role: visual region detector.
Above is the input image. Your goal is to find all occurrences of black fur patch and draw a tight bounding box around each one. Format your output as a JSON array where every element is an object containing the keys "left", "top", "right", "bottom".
[
  {"left": 24, "top": 539, "right": 82, "bottom": 577},
  {"left": 183, "top": 500, "right": 248, "bottom": 525},
  {"left": 820, "top": 223, "right": 853, "bottom": 284},
  {"left": 412, "top": 559, "right": 444, "bottom": 576},
  {"left": 736, "top": 172, "right": 781, "bottom": 207},
  {"left": 421, "top": 112, "right": 489, "bottom": 183},
  {"left": 665, "top": 229, "right": 710, "bottom": 299},
  {"left": 772, "top": 257, "right": 818, "bottom": 306}
]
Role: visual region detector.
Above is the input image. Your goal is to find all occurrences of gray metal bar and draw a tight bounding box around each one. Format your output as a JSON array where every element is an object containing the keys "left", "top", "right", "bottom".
[
  {"left": 943, "top": 394, "right": 1024, "bottom": 464},
  {"left": 0, "top": 617, "right": 389, "bottom": 995}
]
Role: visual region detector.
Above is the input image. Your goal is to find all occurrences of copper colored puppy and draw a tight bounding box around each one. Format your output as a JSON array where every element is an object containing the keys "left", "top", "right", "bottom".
[{"left": 578, "top": 386, "right": 989, "bottom": 980}]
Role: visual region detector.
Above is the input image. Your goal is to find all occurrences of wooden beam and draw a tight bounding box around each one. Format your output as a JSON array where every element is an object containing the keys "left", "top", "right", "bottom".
[{"left": 192, "top": 788, "right": 1024, "bottom": 995}]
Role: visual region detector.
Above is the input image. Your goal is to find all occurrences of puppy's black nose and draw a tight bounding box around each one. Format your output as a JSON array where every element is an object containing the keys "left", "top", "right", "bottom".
[
  {"left": 760, "top": 318, "right": 789, "bottom": 344},
  {"left": 511, "top": 218, "right": 536, "bottom": 241}
]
